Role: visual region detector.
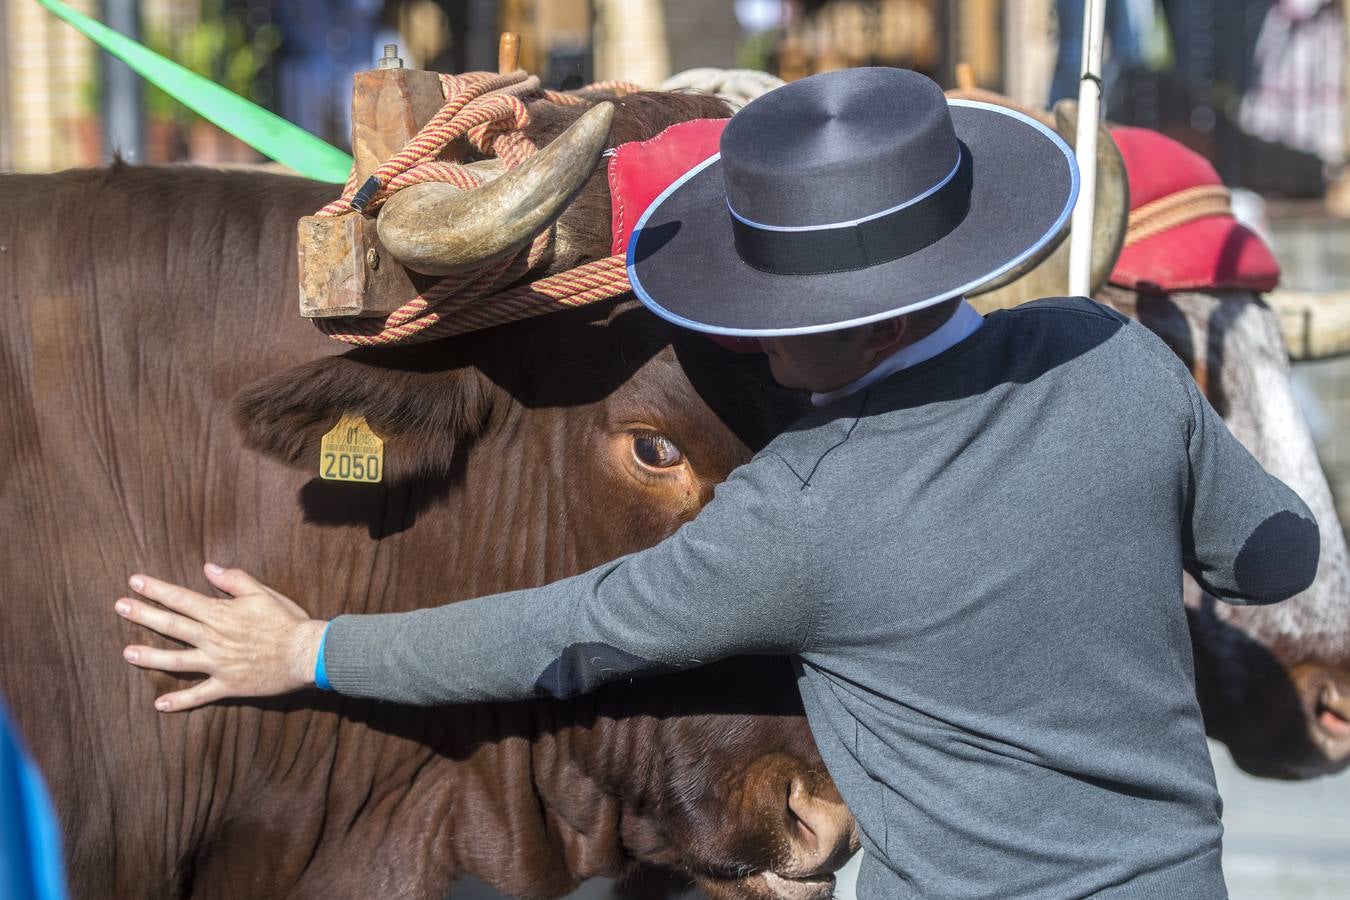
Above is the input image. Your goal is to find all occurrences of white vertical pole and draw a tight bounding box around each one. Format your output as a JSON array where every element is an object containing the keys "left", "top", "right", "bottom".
[{"left": 1067, "top": 0, "right": 1108, "bottom": 297}]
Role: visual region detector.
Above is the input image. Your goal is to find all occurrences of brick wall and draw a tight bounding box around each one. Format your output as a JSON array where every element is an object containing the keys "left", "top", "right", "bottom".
[
  {"left": 593, "top": 0, "right": 669, "bottom": 84},
  {"left": 1003, "top": 0, "right": 1056, "bottom": 107},
  {"left": 593, "top": 0, "right": 740, "bottom": 85},
  {"left": 659, "top": 0, "right": 739, "bottom": 76},
  {"left": 3, "top": 0, "right": 101, "bottom": 172}
]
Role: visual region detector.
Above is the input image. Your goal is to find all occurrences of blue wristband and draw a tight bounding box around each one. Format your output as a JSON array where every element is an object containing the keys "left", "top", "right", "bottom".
[{"left": 313, "top": 621, "right": 333, "bottom": 691}]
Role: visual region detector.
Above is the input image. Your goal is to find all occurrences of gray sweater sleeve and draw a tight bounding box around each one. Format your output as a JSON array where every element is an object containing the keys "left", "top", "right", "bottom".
[
  {"left": 1180, "top": 372, "right": 1320, "bottom": 604},
  {"left": 321, "top": 455, "right": 818, "bottom": 704}
]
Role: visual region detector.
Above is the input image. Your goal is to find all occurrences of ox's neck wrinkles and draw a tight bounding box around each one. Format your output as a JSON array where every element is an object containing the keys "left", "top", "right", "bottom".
[{"left": 1, "top": 168, "right": 354, "bottom": 891}]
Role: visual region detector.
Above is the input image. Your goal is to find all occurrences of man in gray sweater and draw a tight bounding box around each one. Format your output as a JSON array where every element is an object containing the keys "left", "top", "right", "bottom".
[{"left": 115, "top": 69, "right": 1320, "bottom": 898}]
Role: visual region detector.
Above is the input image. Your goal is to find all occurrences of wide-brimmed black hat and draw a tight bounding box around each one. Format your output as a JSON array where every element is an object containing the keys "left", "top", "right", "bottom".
[{"left": 626, "top": 67, "right": 1078, "bottom": 336}]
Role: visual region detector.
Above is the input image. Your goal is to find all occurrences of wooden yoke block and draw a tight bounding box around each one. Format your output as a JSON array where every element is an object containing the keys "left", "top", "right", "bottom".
[
  {"left": 298, "top": 213, "right": 440, "bottom": 318},
  {"left": 350, "top": 65, "right": 455, "bottom": 183},
  {"left": 298, "top": 49, "right": 450, "bottom": 319},
  {"left": 297, "top": 38, "right": 524, "bottom": 320}
]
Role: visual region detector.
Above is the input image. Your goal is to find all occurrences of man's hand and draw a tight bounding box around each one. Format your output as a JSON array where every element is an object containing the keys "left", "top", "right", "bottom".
[{"left": 116, "top": 564, "right": 328, "bottom": 712}]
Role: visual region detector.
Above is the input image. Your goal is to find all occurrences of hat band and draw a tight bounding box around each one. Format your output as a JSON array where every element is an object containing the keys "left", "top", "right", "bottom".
[{"left": 728, "top": 144, "right": 972, "bottom": 276}]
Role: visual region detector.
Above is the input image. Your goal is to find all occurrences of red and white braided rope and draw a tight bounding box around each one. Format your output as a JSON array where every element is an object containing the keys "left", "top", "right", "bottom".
[{"left": 312, "top": 70, "right": 641, "bottom": 346}]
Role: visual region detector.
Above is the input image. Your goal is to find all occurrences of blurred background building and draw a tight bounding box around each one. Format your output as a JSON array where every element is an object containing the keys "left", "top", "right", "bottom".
[{"left": 1, "top": 1, "right": 1345, "bottom": 204}]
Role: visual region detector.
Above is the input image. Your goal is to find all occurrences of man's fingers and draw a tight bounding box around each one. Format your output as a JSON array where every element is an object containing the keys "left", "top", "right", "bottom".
[
  {"left": 154, "top": 679, "right": 228, "bottom": 713},
  {"left": 122, "top": 644, "right": 211, "bottom": 674},
  {"left": 204, "top": 563, "right": 311, "bottom": 619},
  {"left": 203, "top": 564, "right": 264, "bottom": 598},
  {"left": 119, "top": 567, "right": 314, "bottom": 711},
  {"left": 115, "top": 597, "right": 207, "bottom": 647},
  {"left": 128, "top": 574, "right": 213, "bottom": 619}
]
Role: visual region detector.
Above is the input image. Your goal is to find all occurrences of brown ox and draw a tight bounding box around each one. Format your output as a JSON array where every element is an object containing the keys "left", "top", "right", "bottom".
[{"left": 0, "top": 91, "right": 858, "bottom": 899}]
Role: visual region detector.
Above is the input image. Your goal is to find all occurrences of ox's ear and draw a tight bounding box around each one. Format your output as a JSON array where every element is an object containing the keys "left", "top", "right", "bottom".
[{"left": 233, "top": 347, "right": 495, "bottom": 484}]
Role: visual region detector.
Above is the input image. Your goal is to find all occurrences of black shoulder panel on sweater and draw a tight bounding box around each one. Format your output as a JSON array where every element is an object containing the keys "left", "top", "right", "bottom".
[
  {"left": 1230, "top": 511, "right": 1322, "bottom": 605},
  {"left": 533, "top": 642, "right": 674, "bottom": 699}
]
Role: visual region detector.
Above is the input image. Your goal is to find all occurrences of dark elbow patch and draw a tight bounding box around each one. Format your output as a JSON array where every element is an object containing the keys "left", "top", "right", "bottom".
[
  {"left": 532, "top": 643, "right": 671, "bottom": 699},
  {"left": 1231, "top": 511, "right": 1321, "bottom": 603}
]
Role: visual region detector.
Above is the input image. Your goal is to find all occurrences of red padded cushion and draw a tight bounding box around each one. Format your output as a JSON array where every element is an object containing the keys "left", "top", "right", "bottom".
[
  {"left": 1108, "top": 126, "right": 1280, "bottom": 293},
  {"left": 608, "top": 117, "right": 728, "bottom": 256},
  {"left": 608, "top": 117, "right": 761, "bottom": 352}
]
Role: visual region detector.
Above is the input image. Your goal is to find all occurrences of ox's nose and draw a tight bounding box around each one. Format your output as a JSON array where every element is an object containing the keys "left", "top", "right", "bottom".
[
  {"left": 731, "top": 751, "right": 858, "bottom": 897},
  {"left": 1296, "top": 665, "right": 1350, "bottom": 771},
  {"left": 1314, "top": 676, "right": 1350, "bottom": 744},
  {"left": 780, "top": 773, "right": 859, "bottom": 879}
]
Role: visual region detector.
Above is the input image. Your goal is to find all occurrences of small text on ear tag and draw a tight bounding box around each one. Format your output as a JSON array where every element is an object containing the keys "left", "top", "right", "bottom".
[{"left": 320, "top": 413, "right": 384, "bottom": 483}]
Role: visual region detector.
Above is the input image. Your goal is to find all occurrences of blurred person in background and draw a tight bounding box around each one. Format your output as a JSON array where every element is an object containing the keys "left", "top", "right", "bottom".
[
  {"left": 1239, "top": 0, "right": 1348, "bottom": 211},
  {"left": 1051, "top": 0, "right": 1149, "bottom": 104},
  {"left": 1240, "top": 0, "right": 1344, "bottom": 165},
  {"left": 272, "top": 0, "right": 384, "bottom": 146}
]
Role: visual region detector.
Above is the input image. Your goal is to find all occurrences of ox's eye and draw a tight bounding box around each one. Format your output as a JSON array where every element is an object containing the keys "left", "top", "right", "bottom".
[{"left": 632, "top": 433, "right": 684, "bottom": 470}]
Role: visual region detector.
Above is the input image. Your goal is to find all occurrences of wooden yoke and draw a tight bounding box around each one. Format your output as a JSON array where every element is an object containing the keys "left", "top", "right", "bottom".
[{"left": 297, "top": 36, "right": 520, "bottom": 319}]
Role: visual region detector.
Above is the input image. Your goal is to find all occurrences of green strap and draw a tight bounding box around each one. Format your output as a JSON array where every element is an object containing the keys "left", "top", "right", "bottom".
[{"left": 38, "top": 0, "right": 354, "bottom": 183}]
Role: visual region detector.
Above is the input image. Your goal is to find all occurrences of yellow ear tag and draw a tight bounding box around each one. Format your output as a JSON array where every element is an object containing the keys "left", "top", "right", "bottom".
[{"left": 319, "top": 413, "right": 384, "bottom": 483}]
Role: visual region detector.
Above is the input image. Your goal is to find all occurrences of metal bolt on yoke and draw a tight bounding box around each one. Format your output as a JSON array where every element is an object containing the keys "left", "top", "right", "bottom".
[{"left": 378, "top": 44, "right": 403, "bottom": 70}]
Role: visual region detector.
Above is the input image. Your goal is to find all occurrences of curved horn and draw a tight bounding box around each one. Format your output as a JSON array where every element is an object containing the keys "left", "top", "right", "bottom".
[
  {"left": 377, "top": 101, "right": 615, "bottom": 276},
  {"left": 969, "top": 99, "right": 1129, "bottom": 312}
]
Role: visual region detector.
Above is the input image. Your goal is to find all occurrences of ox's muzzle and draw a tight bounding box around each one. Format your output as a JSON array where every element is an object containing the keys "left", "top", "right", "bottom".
[
  {"left": 714, "top": 753, "right": 859, "bottom": 900},
  {"left": 1297, "top": 664, "right": 1350, "bottom": 774}
]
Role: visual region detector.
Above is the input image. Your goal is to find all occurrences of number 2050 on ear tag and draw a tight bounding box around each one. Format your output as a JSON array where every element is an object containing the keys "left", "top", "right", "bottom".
[{"left": 320, "top": 413, "right": 384, "bottom": 483}]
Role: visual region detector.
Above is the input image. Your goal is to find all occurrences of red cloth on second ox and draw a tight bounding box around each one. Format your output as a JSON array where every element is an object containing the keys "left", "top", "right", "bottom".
[
  {"left": 607, "top": 117, "right": 762, "bottom": 352},
  {"left": 1108, "top": 126, "right": 1281, "bottom": 294}
]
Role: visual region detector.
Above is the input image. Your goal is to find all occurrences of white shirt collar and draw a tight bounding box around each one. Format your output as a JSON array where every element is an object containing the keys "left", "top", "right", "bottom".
[{"left": 810, "top": 300, "right": 984, "bottom": 407}]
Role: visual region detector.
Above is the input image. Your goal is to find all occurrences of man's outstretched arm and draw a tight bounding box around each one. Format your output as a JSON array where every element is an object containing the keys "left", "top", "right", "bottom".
[{"left": 116, "top": 455, "right": 818, "bottom": 710}]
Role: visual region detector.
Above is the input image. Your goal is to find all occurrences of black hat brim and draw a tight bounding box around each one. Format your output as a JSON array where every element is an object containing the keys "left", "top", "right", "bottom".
[{"left": 626, "top": 101, "right": 1079, "bottom": 336}]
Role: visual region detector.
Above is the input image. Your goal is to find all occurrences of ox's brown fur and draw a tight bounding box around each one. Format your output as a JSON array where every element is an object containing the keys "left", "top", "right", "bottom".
[{"left": 0, "top": 92, "right": 862, "bottom": 900}]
